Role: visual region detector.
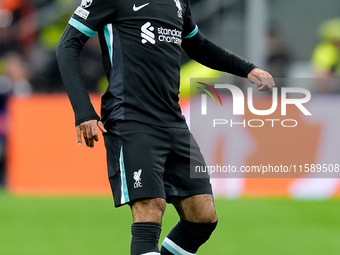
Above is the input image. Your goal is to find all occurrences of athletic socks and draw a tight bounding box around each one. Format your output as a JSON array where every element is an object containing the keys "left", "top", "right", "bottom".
[
  {"left": 130, "top": 220, "right": 217, "bottom": 255},
  {"left": 131, "top": 222, "right": 162, "bottom": 255},
  {"left": 160, "top": 220, "right": 218, "bottom": 255}
]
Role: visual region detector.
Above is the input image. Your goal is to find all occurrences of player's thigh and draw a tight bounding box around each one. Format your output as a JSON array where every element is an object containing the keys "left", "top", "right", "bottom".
[
  {"left": 164, "top": 127, "right": 212, "bottom": 198},
  {"left": 172, "top": 194, "right": 217, "bottom": 223},
  {"left": 164, "top": 127, "right": 214, "bottom": 203},
  {"left": 104, "top": 121, "right": 171, "bottom": 207}
]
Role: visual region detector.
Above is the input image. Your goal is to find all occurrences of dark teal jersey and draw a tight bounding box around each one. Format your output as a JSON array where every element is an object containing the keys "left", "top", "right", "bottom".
[
  {"left": 69, "top": 0, "right": 197, "bottom": 127},
  {"left": 57, "top": 0, "right": 256, "bottom": 127}
]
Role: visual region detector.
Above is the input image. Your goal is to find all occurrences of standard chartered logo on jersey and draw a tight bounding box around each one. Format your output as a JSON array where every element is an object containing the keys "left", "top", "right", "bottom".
[
  {"left": 141, "top": 22, "right": 156, "bottom": 44},
  {"left": 158, "top": 27, "right": 182, "bottom": 44},
  {"left": 141, "top": 22, "right": 182, "bottom": 45}
]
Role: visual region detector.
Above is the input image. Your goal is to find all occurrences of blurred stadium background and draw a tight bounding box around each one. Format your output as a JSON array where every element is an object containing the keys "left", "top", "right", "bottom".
[{"left": 1, "top": 0, "right": 340, "bottom": 254}]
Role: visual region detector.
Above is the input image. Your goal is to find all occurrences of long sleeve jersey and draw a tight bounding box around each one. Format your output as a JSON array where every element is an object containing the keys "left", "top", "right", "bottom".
[{"left": 56, "top": 0, "right": 256, "bottom": 127}]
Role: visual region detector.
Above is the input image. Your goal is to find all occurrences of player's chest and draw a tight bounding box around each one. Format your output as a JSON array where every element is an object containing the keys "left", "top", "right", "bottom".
[{"left": 113, "top": 0, "right": 186, "bottom": 27}]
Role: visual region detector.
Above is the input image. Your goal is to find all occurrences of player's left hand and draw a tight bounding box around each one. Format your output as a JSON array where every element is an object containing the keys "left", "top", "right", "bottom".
[{"left": 247, "top": 68, "right": 275, "bottom": 91}]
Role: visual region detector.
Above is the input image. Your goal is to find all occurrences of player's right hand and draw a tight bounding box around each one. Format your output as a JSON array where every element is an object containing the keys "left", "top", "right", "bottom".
[{"left": 76, "top": 120, "right": 107, "bottom": 148}]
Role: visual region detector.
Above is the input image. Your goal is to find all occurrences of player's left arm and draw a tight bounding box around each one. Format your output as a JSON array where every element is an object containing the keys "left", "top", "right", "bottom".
[{"left": 182, "top": 31, "right": 275, "bottom": 91}]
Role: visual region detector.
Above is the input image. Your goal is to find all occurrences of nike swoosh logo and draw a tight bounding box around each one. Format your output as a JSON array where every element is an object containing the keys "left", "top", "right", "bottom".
[{"left": 133, "top": 3, "right": 149, "bottom": 11}]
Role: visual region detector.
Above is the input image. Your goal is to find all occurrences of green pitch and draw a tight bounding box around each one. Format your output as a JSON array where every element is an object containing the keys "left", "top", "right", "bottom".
[{"left": 1, "top": 191, "right": 340, "bottom": 255}]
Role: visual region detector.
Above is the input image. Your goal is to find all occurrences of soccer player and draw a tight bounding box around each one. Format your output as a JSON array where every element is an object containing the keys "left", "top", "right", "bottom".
[{"left": 56, "top": 0, "right": 275, "bottom": 254}]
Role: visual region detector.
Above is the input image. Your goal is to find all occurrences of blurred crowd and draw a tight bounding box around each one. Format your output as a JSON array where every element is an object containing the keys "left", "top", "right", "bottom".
[
  {"left": 0, "top": 0, "right": 106, "bottom": 95},
  {"left": 0, "top": 0, "right": 339, "bottom": 96},
  {"left": 0, "top": 0, "right": 108, "bottom": 187},
  {"left": 311, "top": 18, "right": 340, "bottom": 93}
]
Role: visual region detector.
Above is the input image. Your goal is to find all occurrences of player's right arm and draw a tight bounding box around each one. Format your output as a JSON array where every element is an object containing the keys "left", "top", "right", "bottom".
[
  {"left": 56, "top": 25, "right": 106, "bottom": 148},
  {"left": 56, "top": 0, "right": 115, "bottom": 147}
]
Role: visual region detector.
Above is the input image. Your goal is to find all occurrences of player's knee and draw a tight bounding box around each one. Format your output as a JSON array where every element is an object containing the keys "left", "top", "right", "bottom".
[
  {"left": 181, "top": 204, "right": 218, "bottom": 224},
  {"left": 173, "top": 194, "right": 217, "bottom": 223},
  {"left": 199, "top": 211, "right": 218, "bottom": 224},
  {"left": 205, "top": 217, "right": 218, "bottom": 225},
  {"left": 131, "top": 198, "right": 166, "bottom": 223}
]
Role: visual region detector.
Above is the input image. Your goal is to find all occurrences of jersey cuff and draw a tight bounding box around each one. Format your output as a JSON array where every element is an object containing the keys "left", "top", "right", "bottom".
[
  {"left": 183, "top": 25, "right": 199, "bottom": 39},
  {"left": 69, "top": 17, "right": 96, "bottom": 38}
]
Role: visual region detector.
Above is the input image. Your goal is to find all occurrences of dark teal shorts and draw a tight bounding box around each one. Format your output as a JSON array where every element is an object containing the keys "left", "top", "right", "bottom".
[{"left": 103, "top": 121, "right": 212, "bottom": 207}]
